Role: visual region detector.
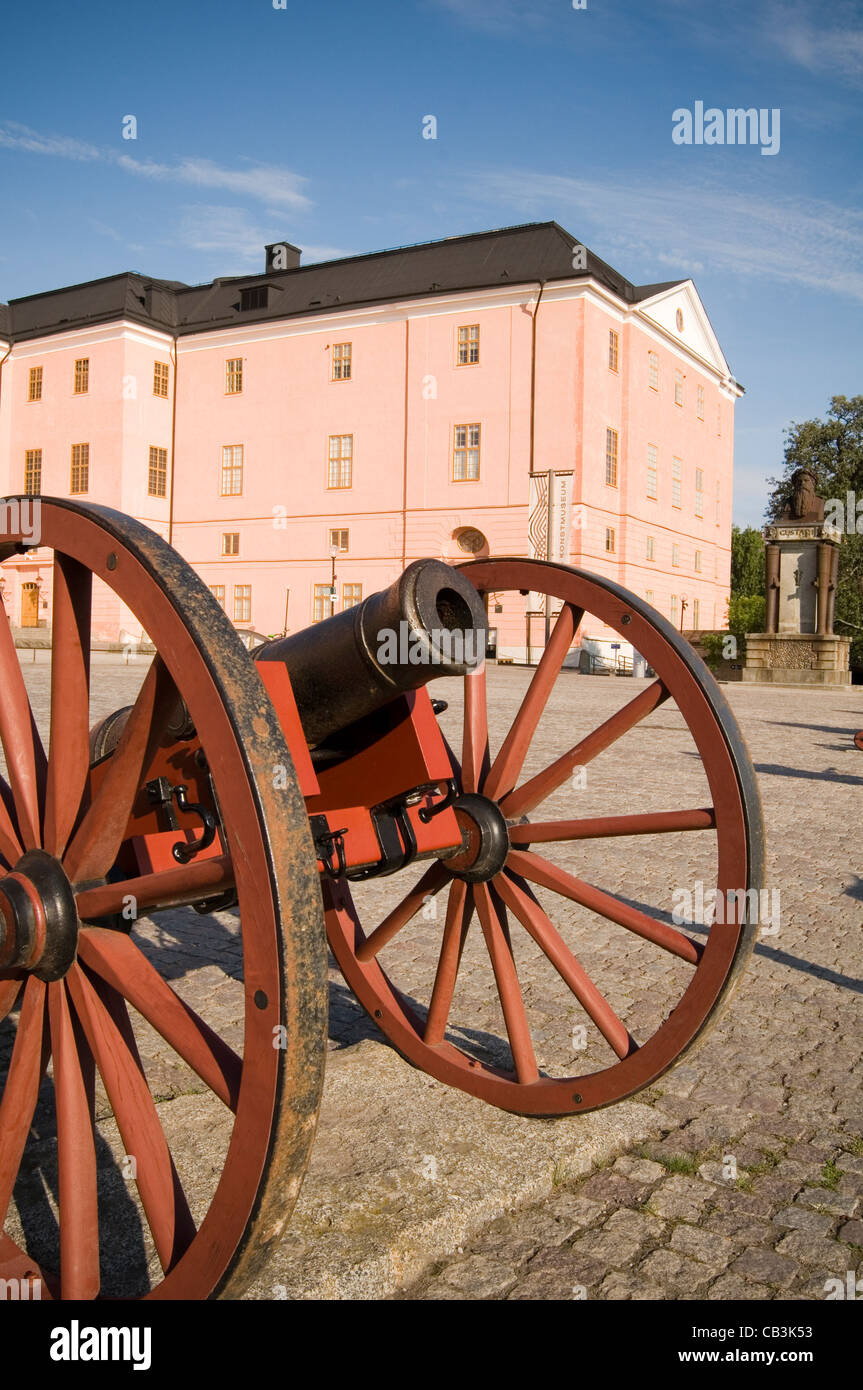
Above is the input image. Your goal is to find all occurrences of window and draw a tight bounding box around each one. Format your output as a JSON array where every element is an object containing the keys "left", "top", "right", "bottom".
[
  {"left": 24, "top": 449, "right": 42, "bottom": 494},
  {"left": 670, "top": 594, "right": 678, "bottom": 624},
  {"left": 646, "top": 535, "right": 655, "bottom": 561},
  {"left": 695, "top": 467, "right": 704, "bottom": 518},
  {"left": 695, "top": 549, "right": 703, "bottom": 572},
  {"left": 674, "top": 370, "right": 684, "bottom": 406},
  {"left": 605, "top": 427, "right": 618, "bottom": 487},
  {"left": 221, "top": 444, "right": 244, "bottom": 496},
  {"left": 343, "top": 583, "right": 363, "bottom": 609},
  {"left": 74, "top": 358, "right": 89, "bottom": 395},
  {"left": 153, "top": 361, "right": 169, "bottom": 398},
  {"left": 646, "top": 589, "right": 655, "bottom": 605},
  {"left": 648, "top": 351, "right": 659, "bottom": 391},
  {"left": 70, "top": 443, "right": 89, "bottom": 493},
  {"left": 453, "top": 424, "right": 480, "bottom": 481},
  {"left": 605, "top": 527, "right": 616, "bottom": 553},
  {"left": 672, "top": 543, "right": 680, "bottom": 567},
  {"left": 332, "top": 343, "right": 352, "bottom": 380},
  {"left": 329, "top": 528, "right": 349, "bottom": 552},
  {"left": 697, "top": 384, "right": 704, "bottom": 420},
  {"left": 692, "top": 598, "right": 700, "bottom": 628},
  {"left": 457, "top": 325, "right": 480, "bottom": 366},
  {"left": 608, "top": 329, "right": 619, "bottom": 372},
  {"left": 233, "top": 584, "right": 251, "bottom": 622},
  {"left": 209, "top": 585, "right": 225, "bottom": 608},
  {"left": 328, "top": 434, "right": 353, "bottom": 488},
  {"left": 222, "top": 532, "right": 239, "bottom": 556},
  {"left": 28, "top": 367, "right": 42, "bottom": 402},
  {"left": 240, "top": 286, "right": 268, "bottom": 312},
  {"left": 647, "top": 444, "right": 658, "bottom": 500},
  {"left": 313, "top": 583, "right": 333, "bottom": 622},
  {"left": 672, "top": 456, "right": 682, "bottom": 508},
  {"left": 148, "top": 446, "right": 167, "bottom": 498},
  {"left": 226, "top": 358, "right": 243, "bottom": 394}
]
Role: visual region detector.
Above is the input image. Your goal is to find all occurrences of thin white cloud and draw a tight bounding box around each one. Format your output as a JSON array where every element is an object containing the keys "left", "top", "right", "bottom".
[
  {"left": 767, "top": 2, "right": 863, "bottom": 83},
  {"left": 464, "top": 168, "right": 863, "bottom": 301},
  {"left": 0, "top": 121, "right": 102, "bottom": 160},
  {"left": 115, "top": 154, "right": 309, "bottom": 208},
  {"left": 0, "top": 122, "right": 310, "bottom": 209},
  {"left": 176, "top": 205, "right": 269, "bottom": 263}
]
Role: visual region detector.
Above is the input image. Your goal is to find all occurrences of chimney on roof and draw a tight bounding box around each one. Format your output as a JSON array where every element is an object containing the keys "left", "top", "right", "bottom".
[{"left": 265, "top": 241, "right": 301, "bottom": 273}]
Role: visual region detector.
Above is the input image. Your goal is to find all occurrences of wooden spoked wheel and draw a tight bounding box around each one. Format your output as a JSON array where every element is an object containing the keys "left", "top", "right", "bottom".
[
  {"left": 326, "top": 558, "right": 763, "bottom": 1116},
  {"left": 0, "top": 498, "right": 327, "bottom": 1299}
]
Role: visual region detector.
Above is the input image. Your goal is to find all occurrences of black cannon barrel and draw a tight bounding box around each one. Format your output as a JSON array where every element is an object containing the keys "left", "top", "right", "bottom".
[{"left": 254, "top": 559, "right": 488, "bottom": 748}]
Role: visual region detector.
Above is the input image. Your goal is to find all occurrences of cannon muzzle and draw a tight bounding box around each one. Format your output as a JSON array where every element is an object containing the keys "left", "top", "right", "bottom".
[{"left": 255, "top": 559, "right": 487, "bottom": 748}]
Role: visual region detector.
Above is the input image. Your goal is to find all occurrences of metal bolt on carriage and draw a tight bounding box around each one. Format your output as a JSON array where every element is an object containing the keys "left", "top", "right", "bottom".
[{"left": 0, "top": 498, "right": 763, "bottom": 1299}]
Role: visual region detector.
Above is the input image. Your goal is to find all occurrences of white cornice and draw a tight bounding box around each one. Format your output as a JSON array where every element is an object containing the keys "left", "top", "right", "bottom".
[{"left": 5, "top": 321, "right": 174, "bottom": 354}]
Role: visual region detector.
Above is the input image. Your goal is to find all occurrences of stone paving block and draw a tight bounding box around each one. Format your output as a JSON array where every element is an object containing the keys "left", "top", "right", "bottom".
[
  {"left": 838, "top": 1218, "right": 863, "bottom": 1247},
  {"left": 774, "top": 1230, "right": 851, "bottom": 1270},
  {"left": 647, "top": 1175, "right": 713, "bottom": 1222},
  {"left": 437, "top": 1255, "right": 518, "bottom": 1298},
  {"left": 612, "top": 1155, "right": 665, "bottom": 1183},
  {"left": 706, "top": 1274, "right": 773, "bottom": 1301},
  {"left": 669, "top": 1223, "right": 734, "bottom": 1268},
  {"left": 773, "top": 1205, "right": 834, "bottom": 1236},
  {"left": 795, "top": 1187, "right": 860, "bottom": 1218},
  {"left": 599, "top": 1270, "right": 665, "bottom": 1301},
  {"left": 730, "top": 1247, "right": 799, "bottom": 1290},
  {"left": 637, "top": 1248, "right": 714, "bottom": 1294}
]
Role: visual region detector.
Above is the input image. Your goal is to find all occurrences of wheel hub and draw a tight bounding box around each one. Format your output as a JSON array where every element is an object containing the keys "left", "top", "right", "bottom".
[
  {"left": 446, "top": 793, "right": 510, "bottom": 883},
  {"left": 0, "top": 850, "right": 79, "bottom": 981}
]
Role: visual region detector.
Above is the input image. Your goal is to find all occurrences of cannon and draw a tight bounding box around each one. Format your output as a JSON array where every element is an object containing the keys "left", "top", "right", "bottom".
[{"left": 0, "top": 498, "right": 763, "bottom": 1300}]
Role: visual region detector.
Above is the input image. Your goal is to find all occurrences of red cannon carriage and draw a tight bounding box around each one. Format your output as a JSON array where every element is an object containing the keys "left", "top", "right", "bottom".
[{"left": 0, "top": 498, "right": 763, "bottom": 1299}]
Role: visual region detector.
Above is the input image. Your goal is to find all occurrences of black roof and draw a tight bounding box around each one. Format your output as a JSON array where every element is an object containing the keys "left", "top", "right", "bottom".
[{"left": 0, "top": 222, "right": 686, "bottom": 344}]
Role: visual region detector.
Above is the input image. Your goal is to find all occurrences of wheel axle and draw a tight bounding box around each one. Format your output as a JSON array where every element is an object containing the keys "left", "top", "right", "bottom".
[{"left": 0, "top": 850, "right": 79, "bottom": 981}]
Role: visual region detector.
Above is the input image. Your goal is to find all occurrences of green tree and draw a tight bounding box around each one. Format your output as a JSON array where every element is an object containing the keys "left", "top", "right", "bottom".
[
  {"left": 765, "top": 395, "right": 863, "bottom": 667},
  {"left": 730, "top": 525, "right": 764, "bottom": 597}
]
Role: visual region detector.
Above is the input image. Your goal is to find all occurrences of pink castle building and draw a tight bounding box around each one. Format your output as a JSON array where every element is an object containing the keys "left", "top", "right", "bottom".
[{"left": 0, "top": 223, "right": 741, "bottom": 659}]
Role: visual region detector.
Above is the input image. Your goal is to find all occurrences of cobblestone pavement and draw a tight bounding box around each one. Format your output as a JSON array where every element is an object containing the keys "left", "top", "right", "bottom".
[{"left": 3, "top": 655, "right": 862, "bottom": 1299}]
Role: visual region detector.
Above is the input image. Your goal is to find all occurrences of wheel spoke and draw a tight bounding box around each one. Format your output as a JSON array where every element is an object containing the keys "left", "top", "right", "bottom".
[
  {"left": 510, "top": 807, "right": 717, "bottom": 845},
  {"left": 461, "top": 664, "right": 490, "bottom": 794},
  {"left": 356, "top": 861, "right": 448, "bottom": 963},
  {"left": 0, "top": 976, "right": 23, "bottom": 1021},
  {"left": 484, "top": 604, "right": 581, "bottom": 801},
  {"left": 78, "top": 928, "right": 242, "bottom": 1111},
  {"left": 0, "top": 978, "right": 48, "bottom": 1224},
  {"left": 474, "top": 881, "right": 539, "bottom": 1083},
  {"left": 48, "top": 980, "right": 99, "bottom": 1299},
  {"left": 502, "top": 679, "right": 670, "bottom": 819},
  {"left": 75, "top": 855, "right": 235, "bottom": 922},
  {"left": 66, "top": 963, "right": 196, "bottom": 1274},
  {"left": 0, "top": 779, "right": 23, "bottom": 869},
  {"left": 0, "top": 595, "right": 46, "bottom": 849},
  {"left": 63, "top": 657, "right": 178, "bottom": 885},
  {"left": 424, "top": 878, "right": 474, "bottom": 1045},
  {"left": 496, "top": 871, "right": 634, "bottom": 1059},
  {"left": 44, "top": 556, "right": 92, "bottom": 857},
  {"left": 508, "top": 848, "right": 702, "bottom": 964}
]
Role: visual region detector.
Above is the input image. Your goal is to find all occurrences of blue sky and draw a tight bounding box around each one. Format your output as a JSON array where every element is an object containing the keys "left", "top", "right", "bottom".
[{"left": 1, "top": 0, "right": 861, "bottom": 526}]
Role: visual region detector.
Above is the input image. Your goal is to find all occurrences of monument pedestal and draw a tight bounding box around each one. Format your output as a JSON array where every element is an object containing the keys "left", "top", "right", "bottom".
[
  {"left": 742, "top": 633, "right": 851, "bottom": 686},
  {"left": 743, "top": 469, "right": 848, "bottom": 688}
]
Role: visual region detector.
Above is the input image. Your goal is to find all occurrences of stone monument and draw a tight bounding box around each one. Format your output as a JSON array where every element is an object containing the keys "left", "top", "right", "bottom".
[{"left": 743, "top": 468, "right": 850, "bottom": 685}]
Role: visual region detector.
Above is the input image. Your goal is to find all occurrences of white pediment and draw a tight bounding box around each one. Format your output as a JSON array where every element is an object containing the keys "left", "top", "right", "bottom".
[{"left": 636, "top": 281, "right": 732, "bottom": 381}]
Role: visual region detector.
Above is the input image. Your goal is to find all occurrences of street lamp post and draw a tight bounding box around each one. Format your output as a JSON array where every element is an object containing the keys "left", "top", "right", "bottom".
[
  {"left": 680, "top": 594, "right": 688, "bottom": 632},
  {"left": 329, "top": 542, "right": 339, "bottom": 615}
]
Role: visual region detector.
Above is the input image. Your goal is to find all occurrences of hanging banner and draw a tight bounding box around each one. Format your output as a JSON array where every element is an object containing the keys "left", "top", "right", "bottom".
[
  {"left": 549, "top": 470, "right": 574, "bottom": 566},
  {"left": 526, "top": 472, "right": 549, "bottom": 613}
]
